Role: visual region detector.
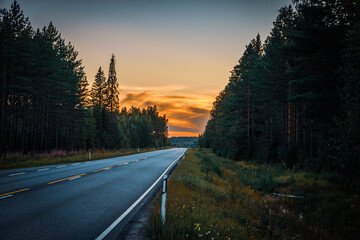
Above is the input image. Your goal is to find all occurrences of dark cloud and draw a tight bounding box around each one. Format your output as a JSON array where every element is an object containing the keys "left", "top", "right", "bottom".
[
  {"left": 168, "top": 125, "right": 202, "bottom": 133},
  {"left": 167, "top": 111, "right": 192, "bottom": 119},
  {"left": 187, "top": 106, "right": 209, "bottom": 115},
  {"left": 143, "top": 101, "right": 175, "bottom": 111},
  {"left": 121, "top": 92, "right": 150, "bottom": 103},
  {"left": 164, "top": 95, "right": 195, "bottom": 100}
]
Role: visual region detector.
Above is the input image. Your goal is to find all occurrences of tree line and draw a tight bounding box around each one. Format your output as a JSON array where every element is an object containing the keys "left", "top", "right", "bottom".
[
  {"left": 198, "top": 0, "right": 359, "bottom": 188},
  {"left": 0, "top": 1, "right": 168, "bottom": 156}
]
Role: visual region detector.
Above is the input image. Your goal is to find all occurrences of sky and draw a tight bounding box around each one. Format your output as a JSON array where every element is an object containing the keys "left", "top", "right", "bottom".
[{"left": 1, "top": 0, "right": 292, "bottom": 137}]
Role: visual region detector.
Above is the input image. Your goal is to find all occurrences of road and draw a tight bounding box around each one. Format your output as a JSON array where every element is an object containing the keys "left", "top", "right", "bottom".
[{"left": 0, "top": 148, "right": 187, "bottom": 240}]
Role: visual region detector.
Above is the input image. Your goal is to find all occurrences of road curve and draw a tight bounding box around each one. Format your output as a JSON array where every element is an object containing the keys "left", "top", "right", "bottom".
[{"left": 0, "top": 148, "right": 187, "bottom": 240}]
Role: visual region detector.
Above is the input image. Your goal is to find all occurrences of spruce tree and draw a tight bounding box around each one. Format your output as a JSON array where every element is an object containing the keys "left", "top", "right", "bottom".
[
  {"left": 105, "top": 54, "right": 119, "bottom": 113},
  {"left": 90, "top": 67, "right": 106, "bottom": 108}
]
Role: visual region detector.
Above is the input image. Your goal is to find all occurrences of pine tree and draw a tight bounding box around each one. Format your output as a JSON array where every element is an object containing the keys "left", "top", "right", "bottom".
[
  {"left": 201, "top": 0, "right": 357, "bottom": 176},
  {"left": 0, "top": 0, "right": 33, "bottom": 154},
  {"left": 90, "top": 67, "right": 106, "bottom": 108},
  {"left": 0, "top": 1, "right": 170, "bottom": 155},
  {"left": 105, "top": 54, "right": 119, "bottom": 113}
]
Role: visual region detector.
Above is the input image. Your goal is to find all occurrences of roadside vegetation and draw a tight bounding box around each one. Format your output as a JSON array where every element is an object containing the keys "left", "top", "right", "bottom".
[
  {"left": 0, "top": 147, "right": 166, "bottom": 169},
  {"left": 149, "top": 148, "right": 359, "bottom": 240}
]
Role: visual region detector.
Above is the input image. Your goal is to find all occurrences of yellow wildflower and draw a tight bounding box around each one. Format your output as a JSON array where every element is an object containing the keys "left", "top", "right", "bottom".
[{"left": 194, "top": 223, "right": 201, "bottom": 231}]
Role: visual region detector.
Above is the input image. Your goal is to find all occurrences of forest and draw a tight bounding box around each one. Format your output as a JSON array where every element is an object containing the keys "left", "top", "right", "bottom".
[
  {"left": 0, "top": 1, "right": 168, "bottom": 156},
  {"left": 198, "top": 0, "right": 359, "bottom": 189},
  {"left": 170, "top": 137, "right": 198, "bottom": 148}
]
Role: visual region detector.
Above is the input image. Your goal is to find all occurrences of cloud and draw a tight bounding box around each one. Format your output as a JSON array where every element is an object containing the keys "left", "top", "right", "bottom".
[
  {"left": 164, "top": 95, "right": 195, "bottom": 100},
  {"left": 119, "top": 88, "right": 212, "bottom": 136},
  {"left": 188, "top": 106, "right": 209, "bottom": 114},
  {"left": 143, "top": 101, "right": 175, "bottom": 112},
  {"left": 168, "top": 125, "right": 202, "bottom": 133},
  {"left": 119, "top": 84, "right": 187, "bottom": 94},
  {"left": 121, "top": 92, "right": 151, "bottom": 102}
]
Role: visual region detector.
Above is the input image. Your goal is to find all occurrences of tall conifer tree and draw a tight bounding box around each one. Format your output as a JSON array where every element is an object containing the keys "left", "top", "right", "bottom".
[
  {"left": 105, "top": 54, "right": 119, "bottom": 113},
  {"left": 90, "top": 67, "right": 106, "bottom": 108}
]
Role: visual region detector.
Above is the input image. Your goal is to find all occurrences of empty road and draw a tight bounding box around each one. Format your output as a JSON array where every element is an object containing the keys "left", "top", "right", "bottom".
[{"left": 0, "top": 148, "right": 187, "bottom": 240}]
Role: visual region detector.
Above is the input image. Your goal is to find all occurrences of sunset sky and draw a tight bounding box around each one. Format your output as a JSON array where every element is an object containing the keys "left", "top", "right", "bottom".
[{"left": 1, "top": 0, "right": 291, "bottom": 137}]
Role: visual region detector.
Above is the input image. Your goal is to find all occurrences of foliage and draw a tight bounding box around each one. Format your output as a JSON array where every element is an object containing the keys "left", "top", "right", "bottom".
[
  {"left": 171, "top": 137, "right": 197, "bottom": 147},
  {"left": 149, "top": 149, "right": 360, "bottom": 240},
  {"left": 199, "top": 0, "right": 360, "bottom": 189},
  {"left": 104, "top": 53, "right": 119, "bottom": 113},
  {"left": 0, "top": 1, "right": 169, "bottom": 158},
  {"left": 200, "top": 154, "right": 222, "bottom": 177}
]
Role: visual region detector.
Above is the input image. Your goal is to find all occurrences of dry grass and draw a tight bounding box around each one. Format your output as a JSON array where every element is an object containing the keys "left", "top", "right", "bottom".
[
  {"left": 0, "top": 148, "right": 165, "bottom": 169},
  {"left": 149, "top": 148, "right": 360, "bottom": 240}
]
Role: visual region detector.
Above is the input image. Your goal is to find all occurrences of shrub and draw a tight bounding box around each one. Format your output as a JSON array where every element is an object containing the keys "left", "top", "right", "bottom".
[{"left": 200, "top": 154, "right": 222, "bottom": 177}]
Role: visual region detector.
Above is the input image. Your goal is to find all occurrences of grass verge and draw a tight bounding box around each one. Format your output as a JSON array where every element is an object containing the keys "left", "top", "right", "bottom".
[
  {"left": 0, "top": 148, "right": 169, "bottom": 169},
  {"left": 149, "top": 148, "right": 360, "bottom": 240}
]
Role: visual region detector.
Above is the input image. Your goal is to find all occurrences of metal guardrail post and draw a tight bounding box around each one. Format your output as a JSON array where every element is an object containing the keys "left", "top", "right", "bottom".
[
  {"left": 161, "top": 174, "right": 168, "bottom": 224},
  {"left": 160, "top": 151, "right": 186, "bottom": 225}
]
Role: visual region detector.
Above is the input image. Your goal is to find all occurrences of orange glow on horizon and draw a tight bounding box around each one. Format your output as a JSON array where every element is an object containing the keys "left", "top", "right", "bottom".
[{"left": 119, "top": 88, "right": 213, "bottom": 136}]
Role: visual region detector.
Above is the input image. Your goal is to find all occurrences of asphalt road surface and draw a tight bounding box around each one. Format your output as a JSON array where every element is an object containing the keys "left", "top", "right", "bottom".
[{"left": 0, "top": 148, "right": 187, "bottom": 240}]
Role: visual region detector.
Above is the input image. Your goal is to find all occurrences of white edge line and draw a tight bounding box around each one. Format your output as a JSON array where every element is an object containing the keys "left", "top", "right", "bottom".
[
  {"left": 0, "top": 194, "right": 13, "bottom": 199},
  {"left": 95, "top": 151, "right": 186, "bottom": 240},
  {"left": 56, "top": 165, "right": 66, "bottom": 168},
  {"left": 9, "top": 172, "right": 25, "bottom": 176},
  {"left": 72, "top": 163, "right": 80, "bottom": 165},
  {"left": 37, "top": 168, "right": 49, "bottom": 172}
]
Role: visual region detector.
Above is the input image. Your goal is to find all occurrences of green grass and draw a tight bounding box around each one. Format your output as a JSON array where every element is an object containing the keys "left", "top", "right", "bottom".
[
  {"left": 149, "top": 148, "right": 360, "bottom": 240},
  {"left": 0, "top": 147, "right": 169, "bottom": 169}
]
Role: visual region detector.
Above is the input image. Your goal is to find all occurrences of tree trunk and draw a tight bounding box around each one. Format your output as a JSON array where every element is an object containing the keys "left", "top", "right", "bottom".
[
  {"left": 288, "top": 81, "right": 292, "bottom": 144},
  {"left": 1, "top": 47, "right": 7, "bottom": 154},
  {"left": 247, "top": 79, "right": 251, "bottom": 155}
]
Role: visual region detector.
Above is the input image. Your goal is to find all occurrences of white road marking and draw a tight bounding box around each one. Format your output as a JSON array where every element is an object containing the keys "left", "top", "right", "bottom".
[
  {"left": 56, "top": 165, "right": 66, "bottom": 168},
  {"left": 95, "top": 150, "right": 186, "bottom": 240},
  {"left": 0, "top": 195, "right": 13, "bottom": 200},
  {"left": 37, "top": 168, "right": 49, "bottom": 172},
  {"left": 8, "top": 172, "right": 25, "bottom": 177},
  {"left": 72, "top": 163, "right": 80, "bottom": 166},
  {"left": 68, "top": 176, "right": 81, "bottom": 181}
]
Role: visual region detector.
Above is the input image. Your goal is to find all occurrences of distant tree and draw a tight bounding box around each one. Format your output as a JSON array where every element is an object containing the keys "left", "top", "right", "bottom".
[
  {"left": 146, "top": 105, "right": 168, "bottom": 148},
  {"left": 90, "top": 67, "right": 106, "bottom": 108}
]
